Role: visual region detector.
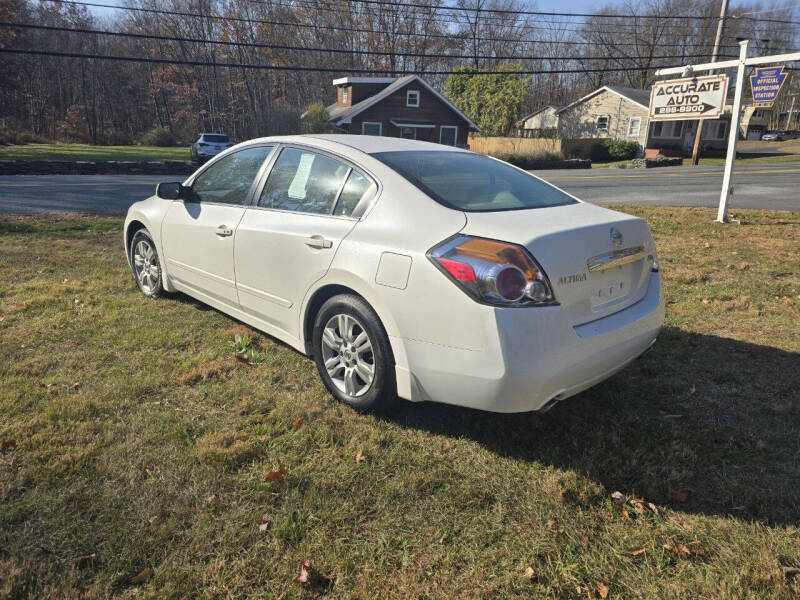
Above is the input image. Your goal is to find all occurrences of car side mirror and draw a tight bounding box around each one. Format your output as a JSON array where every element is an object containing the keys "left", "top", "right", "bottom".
[{"left": 156, "top": 182, "right": 189, "bottom": 200}]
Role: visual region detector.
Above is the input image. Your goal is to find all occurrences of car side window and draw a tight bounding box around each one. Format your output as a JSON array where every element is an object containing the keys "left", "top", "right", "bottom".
[
  {"left": 258, "top": 148, "right": 349, "bottom": 215},
  {"left": 191, "top": 146, "right": 273, "bottom": 205},
  {"left": 334, "top": 170, "right": 376, "bottom": 216}
]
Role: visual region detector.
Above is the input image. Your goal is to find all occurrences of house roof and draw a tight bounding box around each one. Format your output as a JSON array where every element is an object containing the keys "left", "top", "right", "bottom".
[
  {"left": 331, "top": 76, "right": 396, "bottom": 86},
  {"left": 324, "top": 75, "right": 480, "bottom": 131},
  {"left": 558, "top": 85, "right": 651, "bottom": 114}
]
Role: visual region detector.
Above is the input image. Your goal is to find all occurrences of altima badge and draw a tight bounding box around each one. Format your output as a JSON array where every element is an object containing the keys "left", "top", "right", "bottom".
[
  {"left": 558, "top": 273, "right": 587, "bottom": 285},
  {"left": 610, "top": 227, "right": 623, "bottom": 248}
]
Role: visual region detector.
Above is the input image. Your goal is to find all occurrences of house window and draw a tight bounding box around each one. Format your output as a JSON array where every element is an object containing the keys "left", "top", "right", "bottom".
[
  {"left": 706, "top": 121, "right": 727, "bottom": 140},
  {"left": 406, "top": 90, "right": 420, "bottom": 108},
  {"left": 362, "top": 122, "right": 382, "bottom": 136},
  {"left": 753, "top": 109, "right": 763, "bottom": 119},
  {"left": 596, "top": 115, "right": 609, "bottom": 131},
  {"left": 439, "top": 126, "right": 458, "bottom": 146},
  {"left": 627, "top": 117, "right": 641, "bottom": 138},
  {"left": 341, "top": 87, "right": 348, "bottom": 103},
  {"left": 652, "top": 121, "right": 683, "bottom": 138},
  {"left": 400, "top": 127, "right": 416, "bottom": 139}
]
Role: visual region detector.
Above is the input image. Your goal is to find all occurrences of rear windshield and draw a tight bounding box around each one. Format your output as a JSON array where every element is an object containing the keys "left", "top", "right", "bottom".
[
  {"left": 202, "top": 134, "right": 229, "bottom": 143},
  {"left": 373, "top": 151, "right": 577, "bottom": 212}
]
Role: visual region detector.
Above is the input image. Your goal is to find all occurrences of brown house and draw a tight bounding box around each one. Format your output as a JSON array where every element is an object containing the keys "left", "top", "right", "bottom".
[{"left": 320, "top": 75, "right": 479, "bottom": 147}]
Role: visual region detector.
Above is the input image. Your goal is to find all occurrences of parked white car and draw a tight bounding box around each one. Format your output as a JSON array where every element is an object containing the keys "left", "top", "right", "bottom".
[
  {"left": 190, "top": 133, "right": 233, "bottom": 164},
  {"left": 125, "top": 135, "right": 664, "bottom": 412}
]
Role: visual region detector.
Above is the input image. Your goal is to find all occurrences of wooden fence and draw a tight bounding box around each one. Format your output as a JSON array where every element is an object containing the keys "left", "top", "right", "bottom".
[{"left": 468, "top": 136, "right": 561, "bottom": 156}]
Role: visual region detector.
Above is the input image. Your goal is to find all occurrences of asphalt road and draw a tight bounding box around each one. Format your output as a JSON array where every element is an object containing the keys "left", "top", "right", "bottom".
[{"left": 0, "top": 162, "right": 798, "bottom": 215}]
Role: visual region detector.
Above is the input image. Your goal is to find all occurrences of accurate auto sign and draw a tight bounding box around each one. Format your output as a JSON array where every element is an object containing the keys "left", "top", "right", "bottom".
[{"left": 649, "top": 74, "right": 729, "bottom": 121}]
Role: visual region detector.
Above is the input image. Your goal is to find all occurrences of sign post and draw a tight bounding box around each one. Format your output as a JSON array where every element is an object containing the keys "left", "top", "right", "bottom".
[
  {"left": 717, "top": 40, "right": 748, "bottom": 223},
  {"left": 655, "top": 44, "right": 800, "bottom": 223}
]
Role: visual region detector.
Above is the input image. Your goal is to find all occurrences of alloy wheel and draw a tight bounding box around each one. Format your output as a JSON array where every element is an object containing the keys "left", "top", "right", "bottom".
[
  {"left": 133, "top": 239, "right": 160, "bottom": 294},
  {"left": 320, "top": 313, "right": 375, "bottom": 397}
]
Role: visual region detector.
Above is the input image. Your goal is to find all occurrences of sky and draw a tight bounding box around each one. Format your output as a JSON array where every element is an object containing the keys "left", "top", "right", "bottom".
[{"left": 84, "top": 0, "right": 753, "bottom": 21}]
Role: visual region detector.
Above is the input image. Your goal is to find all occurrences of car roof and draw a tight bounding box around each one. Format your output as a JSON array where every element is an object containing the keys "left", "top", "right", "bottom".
[
  {"left": 233, "top": 134, "right": 470, "bottom": 155},
  {"left": 199, "top": 132, "right": 228, "bottom": 136}
]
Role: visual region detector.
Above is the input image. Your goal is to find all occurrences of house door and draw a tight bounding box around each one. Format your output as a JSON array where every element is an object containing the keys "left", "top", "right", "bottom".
[{"left": 683, "top": 123, "right": 696, "bottom": 152}]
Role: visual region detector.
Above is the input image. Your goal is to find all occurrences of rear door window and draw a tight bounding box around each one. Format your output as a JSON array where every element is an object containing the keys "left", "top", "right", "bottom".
[{"left": 258, "top": 148, "right": 350, "bottom": 215}]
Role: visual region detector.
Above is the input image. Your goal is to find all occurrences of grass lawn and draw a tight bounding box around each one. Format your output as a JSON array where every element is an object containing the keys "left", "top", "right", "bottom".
[
  {"left": 0, "top": 144, "right": 190, "bottom": 163},
  {"left": 1, "top": 208, "right": 799, "bottom": 598}
]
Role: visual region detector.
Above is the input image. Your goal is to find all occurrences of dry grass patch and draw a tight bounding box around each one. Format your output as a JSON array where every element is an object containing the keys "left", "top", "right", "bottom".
[{"left": 1, "top": 208, "right": 799, "bottom": 599}]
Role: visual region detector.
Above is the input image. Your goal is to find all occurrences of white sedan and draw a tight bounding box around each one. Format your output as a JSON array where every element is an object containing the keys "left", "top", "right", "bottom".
[{"left": 124, "top": 135, "right": 664, "bottom": 412}]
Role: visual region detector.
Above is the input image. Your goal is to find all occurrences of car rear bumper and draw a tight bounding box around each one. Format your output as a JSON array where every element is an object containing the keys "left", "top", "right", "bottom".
[{"left": 394, "top": 272, "right": 664, "bottom": 412}]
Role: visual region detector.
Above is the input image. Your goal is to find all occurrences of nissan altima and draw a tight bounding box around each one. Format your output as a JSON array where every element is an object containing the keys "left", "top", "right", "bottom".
[{"left": 124, "top": 135, "right": 664, "bottom": 412}]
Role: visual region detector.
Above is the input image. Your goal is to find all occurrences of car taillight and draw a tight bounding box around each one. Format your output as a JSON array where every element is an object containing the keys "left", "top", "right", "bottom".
[{"left": 428, "top": 235, "right": 556, "bottom": 307}]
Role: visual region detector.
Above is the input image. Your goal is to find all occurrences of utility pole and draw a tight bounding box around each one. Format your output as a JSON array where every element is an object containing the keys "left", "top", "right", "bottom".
[
  {"left": 786, "top": 95, "right": 796, "bottom": 130},
  {"left": 690, "top": 0, "right": 730, "bottom": 166}
]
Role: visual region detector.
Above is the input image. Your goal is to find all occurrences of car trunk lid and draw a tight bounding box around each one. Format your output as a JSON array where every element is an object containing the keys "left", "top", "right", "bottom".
[{"left": 461, "top": 202, "right": 656, "bottom": 325}]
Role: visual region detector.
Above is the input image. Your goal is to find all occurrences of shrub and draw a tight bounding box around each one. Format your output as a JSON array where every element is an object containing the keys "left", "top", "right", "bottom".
[
  {"left": 138, "top": 126, "right": 177, "bottom": 147},
  {"left": 103, "top": 129, "right": 132, "bottom": 145},
  {"left": 590, "top": 139, "right": 641, "bottom": 162},
  {"left": 0, "top": 128, "right": 49, "bottom": 145},
  {"left": 302, "top": 103, "right": 330, "bottom": 134},
  {"left": 57, "top": 105, "right": 91, "bottom": 142},
  {"left": 490, "top": 151, "right": 565, "bottom": 169}
]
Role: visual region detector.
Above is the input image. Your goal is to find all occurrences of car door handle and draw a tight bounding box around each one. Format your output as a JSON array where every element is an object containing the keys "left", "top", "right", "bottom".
[
  {"left": 216, "top": 225, "right": 233, "bottom": 237},
  {"left": 306, "top": 234, "right": 333, "bottom": 249}
]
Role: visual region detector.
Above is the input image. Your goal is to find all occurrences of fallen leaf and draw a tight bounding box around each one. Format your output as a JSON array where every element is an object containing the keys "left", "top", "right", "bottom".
[
  {"left": 647, "top": 502, "right": 660, "bottom": 515},
  {"left": 71, "top": 553, "right": 96, "bottom": 569},
  {"left": 149, "top": 510, "right": 169, "bottom": 525},
  {"left": 355, "top": 445, "right": 366, "bottom": 463},
  {"left": 596, "top": 580, "right": 610, "bottom": 598},
  {"left": 233, "top": 353, "right": 250, "bottom": 365},
  {"left": 701, "top": 298, "right": 710, "bottom": 305},
  {"left": 258, "top": 514, "right": 271, "bottom": 532},
  {"left": 522, "top": 566, "right": 535, "bottom": 579},
  {"left": 628, "top": 546, "right": 645, "bottom": 556},
  {"left": 689, "top": 385, "right": 696, "bottom": 395},
  {"left": 667, "top": 484, "right": 689, "bottom": 503},
  {"left": 292, "top": 417, "right": 304, "bottom": 430},
  {"left": 782, "top": 566, "right": 800, "bottom": 578},
  {"left": 1, "top": 439, "right": 17, "bottom": 451},
  {"left": 129, "top": 567, "right": 154, "bottom": 584},
  {"left": 610, "top": 491, "right": 626, "bottom": 504},
  {"left": 294, "top": 560, "right": 310, "bottom": 584},
  {"left": 265, "top": 464, "right": 287, "bottom": 482},
  {"left": 664, "top": 543, "right": 692, "bottom": 559}
]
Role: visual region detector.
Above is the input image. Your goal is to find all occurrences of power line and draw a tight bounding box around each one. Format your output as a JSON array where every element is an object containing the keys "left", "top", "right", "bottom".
[
  {"left": 0, "top": 47, "right": 696, "bottom": 74},
  {"left": 43, "top": 0, "right": 749, "bottom": 50},
  {"left": 0, "top": 21, "right": 735, "bottom": 62},
  {"left": 250, "top": 0, "right": 769, "bottom": 37},
  {"left": 339, "top": 0, "right": 734, "bottom": 20},
  {"left": 338, "top": 0, "right": 800, "bottom": 25}
]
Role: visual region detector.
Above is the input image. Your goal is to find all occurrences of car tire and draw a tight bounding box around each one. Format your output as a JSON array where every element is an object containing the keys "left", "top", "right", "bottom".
[
  {"left": 312, "top": 294, "right": 396, "bottom": 412},
  {"left": 129, "top": 229, "right": 165, "bottom": 298}
]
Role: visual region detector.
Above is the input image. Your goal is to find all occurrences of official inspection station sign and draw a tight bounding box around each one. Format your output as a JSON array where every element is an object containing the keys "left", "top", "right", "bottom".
[
  {"left": 649, "top": 74, "right": 729, "bottom": 121},
  {"left": 750, "top": 66, "right": 788, "bottom": 108}
]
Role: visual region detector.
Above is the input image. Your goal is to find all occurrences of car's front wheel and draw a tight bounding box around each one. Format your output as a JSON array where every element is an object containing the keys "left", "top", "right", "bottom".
[
  {"left": 312, "top": 294, "right": 396, "bottom": 412},
  {"left": 129, "top": 229, "right": 164, "bottom": 298}
]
